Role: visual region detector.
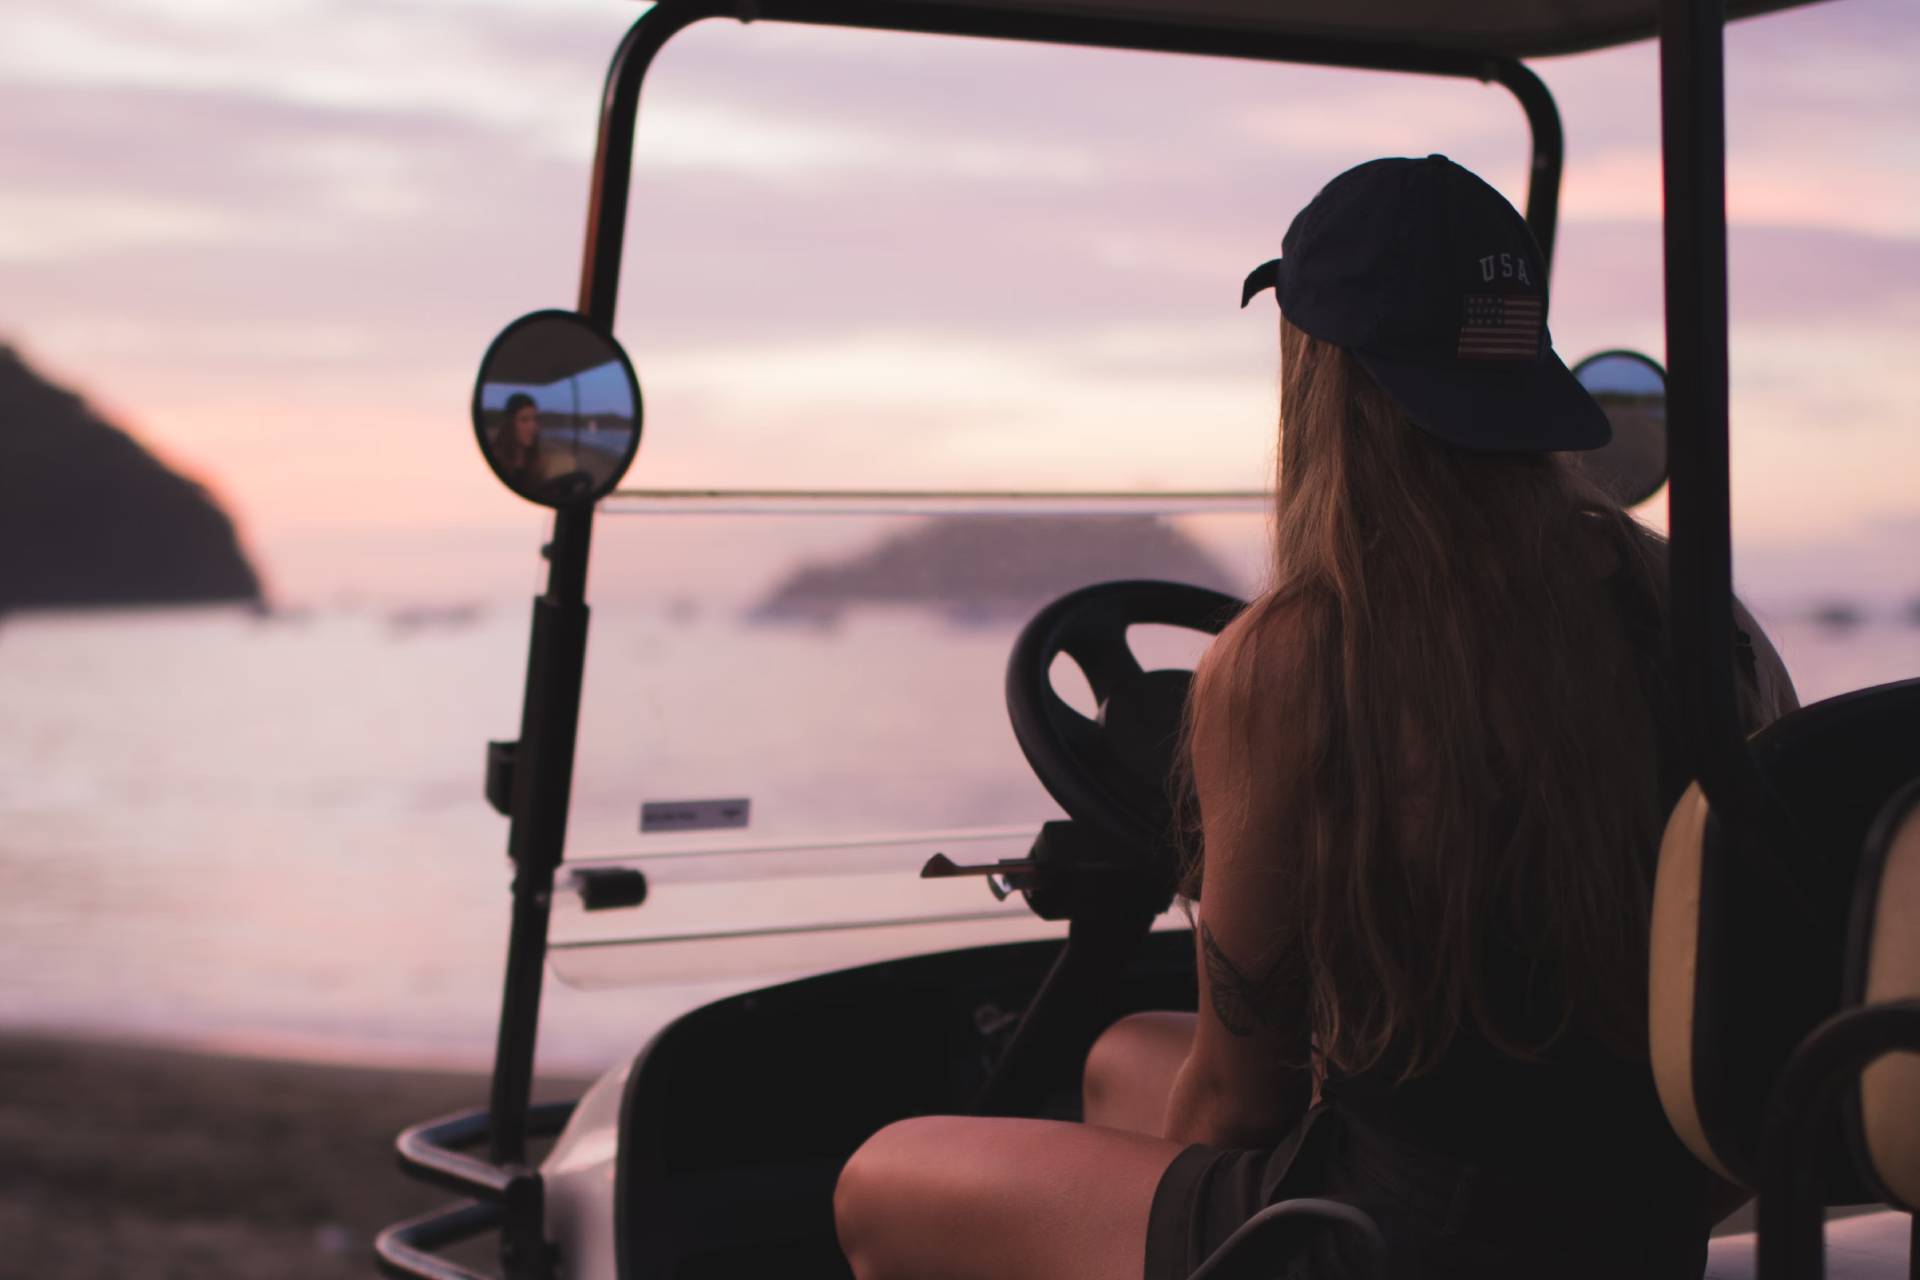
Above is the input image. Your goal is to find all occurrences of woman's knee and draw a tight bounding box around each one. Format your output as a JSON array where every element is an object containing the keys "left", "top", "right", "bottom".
[
  {"left": 834, "top": 1121, "right": 899, "bottom": 1275},
  {"left": 835, "top": 1117, "right": 952, "bottom": 1280},
  {"left": 837, "top": 1114, "right": 1178, "bottom": 1280},
  {"left": 1082, "top": 1014, "right": 1142, "bottom": 1115},
  {"left": 1084, "top": 1011, "right": 1194, "bottom": 1130}
]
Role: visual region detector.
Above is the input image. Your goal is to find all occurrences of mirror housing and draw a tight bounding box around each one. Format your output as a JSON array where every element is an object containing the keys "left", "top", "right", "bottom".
[
  {"left": 1567, "top": 349, "right": 1667, "bottom": 509},
  {"left": 472, "top": 311, "right": 642, "bottom": 507}
]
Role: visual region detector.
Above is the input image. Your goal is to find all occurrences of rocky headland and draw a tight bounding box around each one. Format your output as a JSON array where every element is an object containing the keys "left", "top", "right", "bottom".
[
  {"left": 751, "top": 513, "right": 1243, "bottom": 625},
  {"left": 0, "top": 345, "right": 261, "bottom": 612}
]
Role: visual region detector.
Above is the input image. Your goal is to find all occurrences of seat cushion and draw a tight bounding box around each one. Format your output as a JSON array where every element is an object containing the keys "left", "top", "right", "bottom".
[
  {"left": 1650, "top": 784, "right": 1725, "bottom": 1177},
  {"left": 1847, "top": 780, "right": 1920, "bottom": 1210},
  {"left": 1647, "top": 679, "right": 1920, "bottom": 1192}
]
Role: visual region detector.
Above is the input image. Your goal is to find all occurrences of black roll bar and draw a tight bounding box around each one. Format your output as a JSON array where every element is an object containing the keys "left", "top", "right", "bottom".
[{"left": 1657, "top": 0, "right": 1788, "bottom": 847}]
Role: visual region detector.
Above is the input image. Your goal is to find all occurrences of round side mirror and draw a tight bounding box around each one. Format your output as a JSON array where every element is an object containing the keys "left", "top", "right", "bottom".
[
  {"left": 1569, "top": 349, "right": 1667, "bottom": 509},
  {"left": 472, "top": 311, "right": 642, "bottom": 507}
]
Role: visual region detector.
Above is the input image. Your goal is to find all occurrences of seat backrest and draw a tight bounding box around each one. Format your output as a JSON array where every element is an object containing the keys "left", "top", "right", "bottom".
[
  {"left": 1845, "top": 778, "right": 1920, "bottom": 1210},
  {"left": 1650, "top": 678, "right": 1920, "bottom": 1194}
]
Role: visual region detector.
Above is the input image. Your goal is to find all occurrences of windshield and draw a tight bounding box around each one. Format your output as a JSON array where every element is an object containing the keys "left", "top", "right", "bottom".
[{"left": 550, "top": 498, "right": 1266, "bottom": 985}]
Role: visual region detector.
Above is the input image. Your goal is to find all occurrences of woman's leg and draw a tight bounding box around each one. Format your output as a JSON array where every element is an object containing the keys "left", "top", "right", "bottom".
[
  {"left": 1083, "top": 1011, "right": 1197, "bottom": 1136},
  {"left": 834, "top": 1114, "right": 1185, "bottom": 1280}
]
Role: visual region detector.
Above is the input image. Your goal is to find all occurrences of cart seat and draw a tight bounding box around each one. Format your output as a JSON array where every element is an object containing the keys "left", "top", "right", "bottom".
[
  {"left": 1846, "top": 780, "right": 1920, "bottom": 1211},
  {"left": 1650, "top": 679, "right": 1920, "bottom": 1196}
]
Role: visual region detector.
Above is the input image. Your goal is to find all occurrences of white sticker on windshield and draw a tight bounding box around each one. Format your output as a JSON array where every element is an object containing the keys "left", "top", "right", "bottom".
[{"left": 641, "top": 797, "right": 751, "bottom": 833}]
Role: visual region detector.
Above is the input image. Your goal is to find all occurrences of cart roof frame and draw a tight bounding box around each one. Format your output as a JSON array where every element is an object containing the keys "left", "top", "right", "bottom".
[
  {"left": 578, "top": 0, "right": 1597, "bottom": 328},
  {"left": 746, "top": 0, "right": 1824, "bottom": 58},
  {"left": 576, "top": 0, "right": 1826, "bottom": 328}
]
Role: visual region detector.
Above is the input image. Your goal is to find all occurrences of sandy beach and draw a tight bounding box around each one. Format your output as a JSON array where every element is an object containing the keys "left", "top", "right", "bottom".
[
  {"left": 0, "top": 1032, "right": 586, "bottom": 1280},
  {"left": 0, "top": 1026, "right": 1803, "bottom": 1280}
]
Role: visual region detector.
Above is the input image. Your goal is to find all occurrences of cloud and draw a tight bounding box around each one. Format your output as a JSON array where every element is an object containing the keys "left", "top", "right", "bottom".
[
  {"left": 2, "top": 0, "right": 1917, "bottom": 599},
  {"left": 0, "top": 0, "right": 628, "bottom": 153}
]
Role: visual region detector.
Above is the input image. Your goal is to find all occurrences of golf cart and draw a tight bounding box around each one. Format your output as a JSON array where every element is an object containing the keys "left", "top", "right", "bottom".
[{"left": 376, "top": 1, "right": 1920, "bottom": 1277}]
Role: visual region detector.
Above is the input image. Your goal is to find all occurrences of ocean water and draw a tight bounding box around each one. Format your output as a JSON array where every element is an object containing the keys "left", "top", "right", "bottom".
[
  {"left": 1, "top": 554, "right": 1916, "bottom": 1075},
  {"left": 0, "top": 591, "right": 1194, "bottom": 1072}
]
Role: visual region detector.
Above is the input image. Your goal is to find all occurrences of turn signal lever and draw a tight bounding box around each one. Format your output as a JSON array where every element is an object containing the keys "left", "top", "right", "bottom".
[
  {"left": 918, "top": 851, "right": 1036, "bottom": 902},
  {"left": 920, "top": 819, "right": 1174, "bottom": 923}
]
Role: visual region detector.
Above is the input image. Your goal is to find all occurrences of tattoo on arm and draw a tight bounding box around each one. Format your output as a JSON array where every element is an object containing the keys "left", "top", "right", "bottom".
[{"left": 1200, "top": 923, "right": 1291, "bottom": 1038}]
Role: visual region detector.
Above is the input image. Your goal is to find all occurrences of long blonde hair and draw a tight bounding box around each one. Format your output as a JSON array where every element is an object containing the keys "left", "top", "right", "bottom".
[{"left": 1191, "top": 319, "right": 1675, "bottom": 1078}]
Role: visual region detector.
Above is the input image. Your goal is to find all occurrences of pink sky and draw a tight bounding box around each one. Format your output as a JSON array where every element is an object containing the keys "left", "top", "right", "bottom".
[{"left": 2, "top": 0, "right": 1917, "bottom": 604}]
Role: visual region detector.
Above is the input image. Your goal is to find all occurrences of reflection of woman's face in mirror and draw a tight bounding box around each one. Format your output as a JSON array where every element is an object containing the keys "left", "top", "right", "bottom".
[
  {"left": 511, "top": 402, "right": 539, "bottom": 448},
  {"left": 491, "top": 392, "right": 543, "bottom": 481}
]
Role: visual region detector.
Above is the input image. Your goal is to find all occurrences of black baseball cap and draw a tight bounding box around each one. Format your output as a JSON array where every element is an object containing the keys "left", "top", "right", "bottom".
[{"left": 1241, "top": 155, "right": 1609, "bottom": 453}]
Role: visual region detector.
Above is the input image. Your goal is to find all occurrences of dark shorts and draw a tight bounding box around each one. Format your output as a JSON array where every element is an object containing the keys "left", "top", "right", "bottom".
[
  {"left": 1143, "top": 1105, "right": 1711, "bottom": 1280},
  {"left": 1145, "top": 1104, "right": 1359, "bottom": 1280}
]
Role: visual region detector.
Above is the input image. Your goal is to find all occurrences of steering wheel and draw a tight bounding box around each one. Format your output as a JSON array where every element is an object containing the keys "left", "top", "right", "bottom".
[{"left": 1006, "top": 580, "right": 1245, "bottom": 873}]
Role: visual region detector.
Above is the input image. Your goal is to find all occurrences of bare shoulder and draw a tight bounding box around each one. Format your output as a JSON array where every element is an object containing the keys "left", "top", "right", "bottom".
[
  {"left": 1194, "top": 590, "right": 1318, "bottom": 703},
  {"left": 1191, "top": 592, "right": 1317, "bottom": 748},
  {"left": 1188, "top": 590, "right": 1320, "bottom": 855}
]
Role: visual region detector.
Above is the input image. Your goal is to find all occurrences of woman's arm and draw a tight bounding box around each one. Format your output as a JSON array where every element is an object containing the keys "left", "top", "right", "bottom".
[{"left": 1162, "top": 602, "right": 1315, "bottom": 1148}]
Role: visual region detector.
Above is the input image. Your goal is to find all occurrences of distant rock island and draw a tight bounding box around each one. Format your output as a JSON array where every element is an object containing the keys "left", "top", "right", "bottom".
[
  {"left": 751, "top": 514, "right": 1244, "bottom": 625},
  {"left": 0, "top": 345, "right": 261, "bottom": 613}
]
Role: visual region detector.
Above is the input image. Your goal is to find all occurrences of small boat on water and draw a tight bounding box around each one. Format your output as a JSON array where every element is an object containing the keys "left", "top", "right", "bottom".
[{"left": 376, "top": 2, "right": 1920, "bottom": 1277}]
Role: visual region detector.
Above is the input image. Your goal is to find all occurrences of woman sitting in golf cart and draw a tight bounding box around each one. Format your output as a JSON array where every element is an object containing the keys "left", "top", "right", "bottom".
[{"left": 834, "top": 156, "right": 1795, "bottom": 1279}]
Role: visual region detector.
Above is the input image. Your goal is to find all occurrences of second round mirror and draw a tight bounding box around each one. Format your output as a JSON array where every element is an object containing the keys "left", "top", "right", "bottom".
[{"left": 1569, "top": 349, "right": 1667, "bottom": 509}]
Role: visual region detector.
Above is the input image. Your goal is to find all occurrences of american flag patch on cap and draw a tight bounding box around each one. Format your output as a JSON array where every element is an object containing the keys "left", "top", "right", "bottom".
[{"left": 1458, "top": 293, "right": 1543, "bottom": 361}]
